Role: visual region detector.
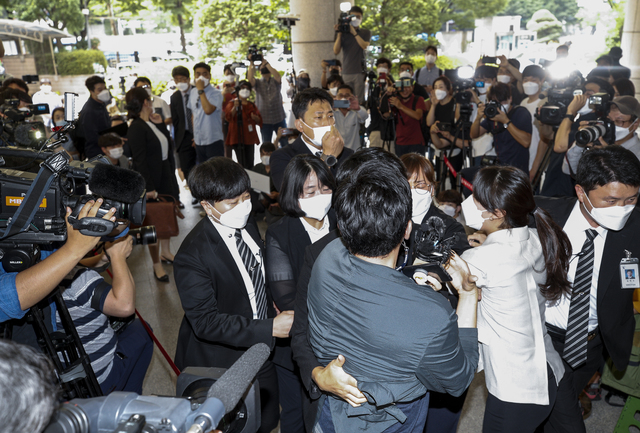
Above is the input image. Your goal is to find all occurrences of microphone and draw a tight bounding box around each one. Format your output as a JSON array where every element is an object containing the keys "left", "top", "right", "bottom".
[{"left": 88, "top": 163, "right": 146, "bottom": 204}]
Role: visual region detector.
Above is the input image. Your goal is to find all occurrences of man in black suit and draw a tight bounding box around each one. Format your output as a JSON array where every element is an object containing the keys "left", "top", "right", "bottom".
[
  {"left": 173, "top": 157, "right": 294, "bottom": 433},
  {"left": 270, "top": 88, "right": 354, "bottom": 191},
  {"left": 170, "top": 66, "right": 197, "bottom": 184},
  {"left": 536, "top": 146, "right": 640, "bottom": 432}
]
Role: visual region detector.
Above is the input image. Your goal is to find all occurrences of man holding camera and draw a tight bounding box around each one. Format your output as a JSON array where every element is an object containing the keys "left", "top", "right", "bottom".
[
  {"left": 333, "top": 84, "right": 368, "bottom": 151},
  {"left": 564, "top": 96, "right": 640, "bottom": 173},
  {"left": 380, "top": 78, "right": 427, "bottom": 157},
  {"left": 367, "top": 58, "right": 394, "bottom": 150},
  {"left": 333, "top": 5, "right": 370, "bottom": 104},
  {"left": 320, "top": 59, "right": 342, "bottom": 89},
  {"left": 471, "top": 82, "right": 532, "bottom": 173},
  {"left": 248, "top": 56, "right": 287, "bottom": 148}
]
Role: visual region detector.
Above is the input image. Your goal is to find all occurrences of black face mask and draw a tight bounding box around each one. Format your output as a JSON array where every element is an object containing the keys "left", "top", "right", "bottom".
[
  {"left": 297, "top": 77, "right": 310, "bottom": 91},
  {"left": 260, "top": 67, "right": 270, "bottom": 75}
]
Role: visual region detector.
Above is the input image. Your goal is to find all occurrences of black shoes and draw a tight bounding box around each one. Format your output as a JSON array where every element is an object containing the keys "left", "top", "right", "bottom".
[{"left": 154, "top": 269, "right": 169, "bottom": 283}]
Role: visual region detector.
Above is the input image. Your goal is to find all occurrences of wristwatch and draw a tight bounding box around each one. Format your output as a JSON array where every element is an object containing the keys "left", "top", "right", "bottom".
[
  {"left": 197, "top": 89, "right": 204, "bottom": 95},
  {"left": 564, "top": 113, "right": 575, "bottom": 121},
  {"left": 319, "top": 153, "right": 337, "bottom": 167}
]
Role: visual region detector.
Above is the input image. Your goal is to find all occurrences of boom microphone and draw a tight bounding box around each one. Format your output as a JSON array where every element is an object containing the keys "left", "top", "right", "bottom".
[{"left": 87, "top": 163, "right": 146, "bottom": 204}]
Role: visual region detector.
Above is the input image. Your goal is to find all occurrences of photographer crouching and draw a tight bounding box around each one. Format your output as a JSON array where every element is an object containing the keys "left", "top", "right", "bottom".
[
  {"left": 564, "top": 95, "right": 640, "bottom": 174},
  {"left": 470, "top": 82, "right": 532, "bottom": 173}
]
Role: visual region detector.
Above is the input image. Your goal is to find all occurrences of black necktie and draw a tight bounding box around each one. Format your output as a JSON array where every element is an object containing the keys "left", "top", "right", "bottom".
[
  {"left": 563, "top": 228, "right": 598, "bottom": 368},
  {"left": 235, "top": 230, "right": 268, "bottom": 319},
  {"left": 185, "top": 91, "right": 193, "bottom": 132}
]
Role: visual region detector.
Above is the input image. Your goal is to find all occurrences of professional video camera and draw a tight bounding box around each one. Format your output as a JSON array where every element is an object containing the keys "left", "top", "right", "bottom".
[
  {"left": 536, "top": 71, "right": 584, "bottom": 126},
  {"left": 575, "top": 92, "right": 615, "bottom": 146},
  {"left": 337, "top": 11, "right": 355, "bottom": 33},
  {"left": 444, "top": 67, "right": 478, "bottom": 105},
  {"left": 45, "top": 343, "right": 268, "bottom": 433},
  {"left": 402, "top": 216, "right": 461, "bottom": 283},
  {"left": 0, "top": 99, "right": 50, "bottom": 148},
  {"left": 247, "top": 45, "right": 265, "bottom": 65}
]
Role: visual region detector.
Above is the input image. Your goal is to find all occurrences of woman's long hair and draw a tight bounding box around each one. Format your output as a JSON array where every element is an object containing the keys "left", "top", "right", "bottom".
[{"left": 474, "top": 166, "right": 572, "bottom": 301}]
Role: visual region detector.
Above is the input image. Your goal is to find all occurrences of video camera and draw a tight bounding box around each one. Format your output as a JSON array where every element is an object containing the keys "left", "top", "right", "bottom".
[
  {"left": 536, "top": 71, "right": 584, "bottom": 126},
  {"left": 0, "top": 99, "right": 50, "bottom": 148},
  {"left": 575, "top": 92, "right": 615, "bottom": 146},
  {"left": 247, "top": 45, "right": 265, "bottom": 65},
  {"left": 338, "top": 11, "right": 355, "bottom": 33},
  {"left": 445, "top": 67, "right": 478, "bottom": 105}
]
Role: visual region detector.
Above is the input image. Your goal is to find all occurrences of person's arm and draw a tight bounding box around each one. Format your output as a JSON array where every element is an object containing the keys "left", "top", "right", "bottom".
[
  {"left": 426, "top": 94, "right": 438, "bottom": 127},
  {"left": 389, "top": 96, "right": 423, "bottom": 121},
  {"left": 263, "top": 60, "right": 281, "bottom": 84},
  {"left": 265, "top": 229, "right": 298, "bottom": 311},
  {"left": 355, "top": 106, "right": 368, "bottom": 124},
  {"left": 554, "top": 94, "right": 587, "bottom": 153},
  {"left": 349, "top": 25, "right": 370, "bottom": 50},
  {"left": 196, "top": 84, "right": 217, "bottom": 115},
  {"left": 321, "top": 61, "right": 328, "bottom": 88},
  {"left": 102, "top": 235, "right": 135, "bottom": 317},
  {"left": 492, "top": 108, "right": 531, "bottom": 148},
  {"left": 498, "top": 55, "right": 522, "bottom": 87},
  {"left": 14, "top": 201, "right": 117, "bottom": 311},
  {"left": 225, "top": 100, "right": 238, "bottom": 122},
  {"left": 563, "top": 142, "right": 585, "bottom": 175},
  {"left": 247, "top": 60, "right": 256, "bottom": 87},
  {"left": 470, "top": 104, "right": 487, "bottom": 139},
  {"left": 333, "top": 30, "right": 342, "bottom": 55},
  {"left": 530, "top": 138, "right": 548, "bottom": 181},
  {"left": 321, "top": 125, "right": 345, "bottom": 159},
  {"left": 128, "top": 121, "right": 156, "bottom": 193}
]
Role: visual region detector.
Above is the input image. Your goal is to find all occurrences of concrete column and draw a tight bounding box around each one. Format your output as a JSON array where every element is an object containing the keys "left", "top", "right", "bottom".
[
  {"left": 621, "top": 0, "right": 640, "bottom": 98},
  {"left": 289, "top": 0, "right": 346, "bottom": 91}
]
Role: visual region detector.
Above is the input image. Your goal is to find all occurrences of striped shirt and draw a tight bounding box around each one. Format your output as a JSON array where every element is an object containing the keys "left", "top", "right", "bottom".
[{"left": 57, "top": 269, "right": 116, "bottom": 384}]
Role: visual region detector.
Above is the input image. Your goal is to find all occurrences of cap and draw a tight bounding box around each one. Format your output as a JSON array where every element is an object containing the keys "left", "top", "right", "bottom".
[
  {"left": 612, "top": 96, "right": 640, "bottom": 119},
  {"left": 40, "top": 78, "right": 51, "bottom": 84}
]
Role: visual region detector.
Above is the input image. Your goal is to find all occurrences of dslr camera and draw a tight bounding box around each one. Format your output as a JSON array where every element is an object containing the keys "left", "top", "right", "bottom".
[
  {"left": 484, "top": 101, "right": 502, "bottom": 119},
  {"left": 575, "top": 93, "right": 615, "bottom": 146},
  {"left": 247, "top": 45, "right": 265, "bottom": 65},
  {"left": 0, "top": 99, "right": 50, "bottom": 148},
  {"left": 402, "top": 217, "right": 459, "bottom": 283}
]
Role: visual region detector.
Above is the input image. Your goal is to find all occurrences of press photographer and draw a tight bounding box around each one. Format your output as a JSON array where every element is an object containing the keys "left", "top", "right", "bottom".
[
  {"left": 380, "top": 77, "right": 427, "bottom": 157},
  {"left": 366, "top": 57, "right": 394, "bottom": 150},
  {"left": 471, "top": 82, "right": 532, "bottom": 173},
  {"left": 333, "top": 5, "right": 370, "bottom": 103},
  {"left": 564, "top": 95, "right": 640, "bottom": 174}
]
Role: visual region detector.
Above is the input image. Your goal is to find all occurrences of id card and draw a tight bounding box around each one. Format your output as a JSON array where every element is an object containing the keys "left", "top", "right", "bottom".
[
  {"left": 248, "top": 124, "right": 254, "bottom": 132},
  {"left": 620, "top": 250, "right": 640, "bottom": 289}
]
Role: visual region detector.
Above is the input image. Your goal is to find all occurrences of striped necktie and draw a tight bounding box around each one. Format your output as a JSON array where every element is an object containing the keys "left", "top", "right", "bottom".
[
  {"left": 563, "top": 228, "right": 598, "bottom": 368},
  {"left": 235, "top": 229, "right": 268, "bottom": 320}
]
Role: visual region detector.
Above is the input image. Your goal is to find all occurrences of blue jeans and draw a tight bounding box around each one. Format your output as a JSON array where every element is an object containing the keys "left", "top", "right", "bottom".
[
  {"left": 195, "top": 140, "right": 224, "bottom": 164},
  {"left": 261, "top": 120, "right": 288, "bottom": 148}
]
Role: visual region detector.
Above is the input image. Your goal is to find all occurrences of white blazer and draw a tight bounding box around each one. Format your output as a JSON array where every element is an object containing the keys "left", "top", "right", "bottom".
[{"left": 462, "top": 227, "right": 564, "bottom": 405}]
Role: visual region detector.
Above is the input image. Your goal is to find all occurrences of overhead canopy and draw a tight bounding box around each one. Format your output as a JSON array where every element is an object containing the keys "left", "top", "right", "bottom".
[{"left": 0, "top": 19, "right": 71, "bottom": 43}]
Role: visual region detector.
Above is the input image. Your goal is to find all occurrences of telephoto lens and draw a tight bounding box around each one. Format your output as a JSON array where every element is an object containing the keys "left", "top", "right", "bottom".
[
  {"left": 575, "top": 123, "right": 607, "bottom": 147},
  {"left": 129, "top": 225, "right": 157, "bottom": 245}
]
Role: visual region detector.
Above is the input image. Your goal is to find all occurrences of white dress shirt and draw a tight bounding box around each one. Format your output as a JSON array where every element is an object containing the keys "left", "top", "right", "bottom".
[
  {"left": 208, "top": 216, "right": 264, "bottom": 319},
  {"left": 546, "top": 200, "right": 607, "bottom": 332},
  {"left": 462, "top": 227, "right": 564, "bottom": 405},
  {"left": 145, "top": 121, "right": 169, "bottom": 161},
  {"left": 300, "top": 216, "right": 330, "bottom": 244}
]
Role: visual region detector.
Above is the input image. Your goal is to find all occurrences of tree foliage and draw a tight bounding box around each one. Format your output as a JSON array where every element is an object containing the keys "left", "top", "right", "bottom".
[
  {"left": 499, "top": 0, "right": 579, "bottom": 27},
  {"left": 437, "top": 0, "right": 509, "bottom": 31},
  {"left": 56, "top": 49, "right": 107, "bottom": 74},
  {"left": 526, "top": 9, "right": 562, "bottom": 42},
  {"left": 4, "top": 0, "right": 85, "bottom": 33},
  {"left": 196, "top": 0, "right": 289, "bottom": 62},
  {"left": 359, "top": 0, "right": 439, "bottom": 61}
]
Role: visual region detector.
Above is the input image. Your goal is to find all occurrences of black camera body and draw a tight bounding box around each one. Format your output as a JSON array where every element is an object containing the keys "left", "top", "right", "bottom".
[
  {"left": 484, "top": 101, "right": 501, "bottom": 119},
  {"left": 0, "top": 100, "right": 50, "bottom": 148},
  {"left": 338, "top": 12, "right": 354, "bottom": 33},
  {"left": 536, "top": 88, "right": 580, "bottom": 126},
  {"left": 247, "top": 45, "right": 265, "bottom": 64},
  {"left": 438, "top": 122, "right": 453, "bottom": 133},
  {"left": 402, "top": 217, "right": 458, "bottom": 283}
]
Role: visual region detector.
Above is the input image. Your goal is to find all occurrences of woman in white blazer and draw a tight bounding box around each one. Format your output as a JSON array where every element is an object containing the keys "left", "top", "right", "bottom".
[{"left": 460, "top": 166, "right": 572, "bottom": 432}]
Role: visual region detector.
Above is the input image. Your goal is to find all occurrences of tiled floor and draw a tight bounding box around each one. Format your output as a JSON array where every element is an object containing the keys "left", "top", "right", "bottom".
[{"left": 133, "top": 182, "right": 625, "bottom": 432}]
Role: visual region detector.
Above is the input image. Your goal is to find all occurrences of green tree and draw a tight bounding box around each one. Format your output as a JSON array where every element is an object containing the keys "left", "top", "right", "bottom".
[
  {"left": 151, "top": 0, "right": 194, "bottom": 53},
  {"left": 499, "top": 0, "right": 579, "bottom": 27},
  {"left": 526, "top": 9, "right": 562, "bottom": 42},
  {"left": 360, "top": 0, "right": 440, "bottom": 61},
  {"left": 438, "top": 0, "right": 509, "bottom": 30},
  {"left": 4, "top": 0, "right": 85, "bottom": 34},
  {"left": 196, "top": 0, "right": 289, "bottom": 62}
]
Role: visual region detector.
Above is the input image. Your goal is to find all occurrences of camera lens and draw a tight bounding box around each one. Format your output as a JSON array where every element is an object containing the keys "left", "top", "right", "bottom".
[
  {"left": 129, "top": 226, "right": 157, "bottom": 245},
  {"left": 575, "top": 124, "right": 607, "bottom": 146}
]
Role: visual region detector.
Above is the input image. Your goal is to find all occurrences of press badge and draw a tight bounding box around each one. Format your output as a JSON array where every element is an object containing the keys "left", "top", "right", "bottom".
[
  {"left": 248, "top": 124, "right": 254, "bottom": 132},
  {"left": 620, "top": 250, "right": 640, "bottom": 289}
]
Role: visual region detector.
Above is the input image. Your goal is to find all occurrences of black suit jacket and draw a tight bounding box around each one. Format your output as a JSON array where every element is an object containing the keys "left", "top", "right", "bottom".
[
  {"left": 270, "top": 136, "right": 355, "bottom": 191},
  {"left": 174, "top": 218, "right": 276, "bottom": 370},
  {"left": 170, "top": 89, "right": 192, "bottom": 151},
  {"left": 535, "top": 196, "right": 638, "bottom": 371},
  {"left": 128, "top": 117, "right": 177, "bottom": 193}
]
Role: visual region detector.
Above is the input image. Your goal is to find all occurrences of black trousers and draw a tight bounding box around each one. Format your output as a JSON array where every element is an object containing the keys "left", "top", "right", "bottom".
[
  {"left": 541, "top": 324, "right": 604, "bottom": 433},
  {"left": 232, "top": 144, "right": 255, "bottom": 170},
  {"left": 177, "top": 132, "right": 197, "bottom": 181},
  {"left": 256, "top": 360, "right": 280, "bottom": 433}
]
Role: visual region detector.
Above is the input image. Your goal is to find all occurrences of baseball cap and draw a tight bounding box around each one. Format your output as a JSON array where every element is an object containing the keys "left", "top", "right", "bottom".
[{"left": 612, "top": 96, "right": 640, "bottom": 118}]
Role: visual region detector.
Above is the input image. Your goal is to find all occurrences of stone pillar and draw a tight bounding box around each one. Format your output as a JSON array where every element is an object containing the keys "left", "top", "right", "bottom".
[
  {"left": 621, "top": 0, "right": 640, "bottom": 98},
  {"left": 289, "top": 0, "right": 345, "bottom": 92}
]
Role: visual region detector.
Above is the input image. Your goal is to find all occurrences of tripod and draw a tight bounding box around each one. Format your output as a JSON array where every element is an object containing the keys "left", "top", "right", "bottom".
[{"left": 436, "top": 104, "right": 473, "bottom": 193}]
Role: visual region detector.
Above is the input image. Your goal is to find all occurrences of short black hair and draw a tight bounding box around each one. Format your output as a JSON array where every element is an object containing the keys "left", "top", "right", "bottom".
[
  {"left": 596, "top": 55, "right": 613, "bottom": 66},
  {"left": 99, "top": 132, "right": 123, "bottom": 149},
  {"left": 425, "top": 45, "right": 438, "bottom": 55},
  {"left": 475, "top": 65, "right": 498, "bottom": 80},
  {"left": 326, "top": 75, "right": 345, "bottom": 88},
  {"left": 399, "top": 61, "right": 414, "bottom": 71},
  {"left": 522, "top": 65, "right": 545, "bottom": 80},
  {"left": 1, "top": 77, "right": 29, "bottom": 93},
  {"left": 614, "top": 78, "right": 636, "bottom": 97},
  {"left": 576, "top": 146, "right": 640, "bottom": 193},
  {"left": 350, "top": 6, "right": 363, "bottom": 14},
  {"left": 335, "top": 147, "right": 407, "bottom": 186},
  {"left": 279, "top": 154, "right": 336, "bottom": 218},
  {"left": 238, "top": 79, "right": 252, "bottom": 91},
  {"left": 337, "top": 84, "right": 353, "bottom": 94},
  {"left": 223, "top": 64, "right": 233, "bottom": 75},
  {"left": 292, "top": 87, "right": 333, "bottom": 120},
  {"left": 0, "top": 88, "right": 31, "bottom": 104},
  {"left": 433, "top": 76, "right": 452, "bottom": 92},
  {"left": 488, "top": 82, "right": 511, "bottom": 103},
  {"left": 585, "top": 77, "right": 615, "bottom": 99},
  {"left": 85, "top": 75, "right": 106, "bottom": 92},
  {"left": 134, "top": 76, "right": 151, "bottom": 87},
  {"left": 376, "top": 57, "right": 392, "bottom": 68},
  {"left": 193, "top": 62, "right": 211, "bottom": 73},
  {"left": 51, "top": 106, "right": 64, "bottom": 119},
  {"left": 260, "top": 142, "right": 276, "bottom": 154},
  {"left": 172, "top": 65, "right": 190, "bottom": 79},
  {"left": 437, "top": 189, "right": 463, "bottom": 206},
  {"left": 508, "top": 58, "right": 520, "bottom": 70},
  {"left": 188, "top": 157, "right": 250, "bottom": 202},
  {"left": 334, "top": 164, "right": 411, "bottom": 257},
  {"left": 124, "top": 87, "right": 150, "bottom": 118}
]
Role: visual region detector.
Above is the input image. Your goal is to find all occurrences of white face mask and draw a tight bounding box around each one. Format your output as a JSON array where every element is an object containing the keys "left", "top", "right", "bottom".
[
  {"left": 461, "top": 195, "right": 490, "bottom": 231},
  {"left": 411, "top": 189, "right": 432, "bottom": 219},
  {"left": 299, "top": 193, "right": 332, "bottom": 221},
  {"left": 54, "top": 120, "right": 67, "bottom": 127},
  {"left": 301, "top": 120, "right": 332, "bottom": 147},
  {"left": 523, "top": 82, "right": 540, "bottom": 96},
  {"left": 477, "top": 83, "right": 491, "bottom": 95},
  {"left": 435, "top": 89, "right": 448, "bottom": 100},
  {"left": 615, "top": 124, "right": 634, "bottom": 141},
  {"left": 239, "top": 89, "right": 251, "bottom": 99},
  {"left": 41, "top": 85, "right": 52, "bottom": 94},
  {"left": 583, "top": 192, "right": 635, "bottom": 231},
  {"left": 261, "top": 155, "right": 270, "bottom": 165},
  {"left": 329, "top": 87, "right": 338, "bottom": 96},
  {"left": 497, "top": 74, "right": 511, "bottom": 84},
  {"left": 399, "top": 71, "right": 412, "bottom": 79},
  {"left": 377, "top": 67, "right": 389, "bottom": 75},
  {"left": 212, "top": 199, "right": 252, "bottom": 229},
  {"left": 351, "top": 18, "right": 361, "bottom": 27},
  {"left": 97, "top": 89, "right": 111, "bottom": 103},
  {"left": 577, "top": 100, "right": 592, "bottom": 116},
  {"left": 425, "top": 54, "right": 437, "bottom": 64},
  {"left": 196, "top": 76, "right": 210, "bottom": 87},
  {"left": 177, "top": 82, "right": 189, "bottom": 92},
  {"left": 501, "top": 103, "right": 511, "bottom": 112},
  {"left": 225, "top": 74, "right": 236, "bottom": 82},
  {"left": 439, "top": 204, "right": 457, "bottom": 217},
  {"left": 108, "top": 147, "right": 124, "bottom": 159}
]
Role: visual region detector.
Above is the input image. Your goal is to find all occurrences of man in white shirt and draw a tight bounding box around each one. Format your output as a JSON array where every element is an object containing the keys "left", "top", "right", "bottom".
[
  {"left": 333, "top": 84, "right": 367, "bottom": 151},
  {"left": 519, "top": 65, "right": 549, "bottom": 178},
  {"left": 31, "top": 78, "right": 61, "bottom": 127},
  {"left": 537, "top": 146, "right": 640, "bottom": 432}
]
